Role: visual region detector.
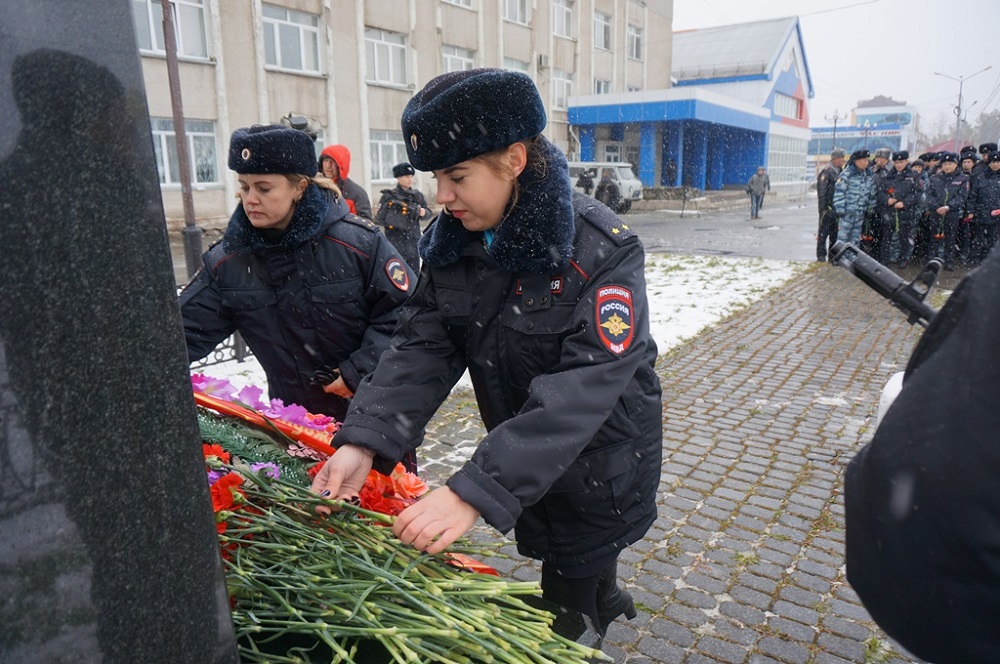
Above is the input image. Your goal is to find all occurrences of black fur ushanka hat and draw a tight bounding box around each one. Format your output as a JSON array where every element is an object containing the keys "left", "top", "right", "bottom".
[
  {"left": 228, "top": 124, "right": 317, "bottom": 175},
  {"left": 401, "top": 68, "right": 547, "bottom": 172}
]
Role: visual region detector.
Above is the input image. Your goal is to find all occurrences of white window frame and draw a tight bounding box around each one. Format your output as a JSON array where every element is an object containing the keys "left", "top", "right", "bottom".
[
  {"left": 370, "top": 130, "right": 409, "bottom": 183},
  {"left": 594, "top": 79, "right": 611, "bottom": 94},
  {"left": 503, "top": 0, "right": 528, "bottom": 24},
  {"left": 774, "top": 92, "right": 802, "bottom": 120},
  {"left": 603, "top": 143, "right": 622, "bottom": 162},
  {"left": 132, "top": 0, "right": 209, "bottom": 59},
  {"left": 262, "top": 4, "right": 321, "bottom": 74},
  {"left": 553, "top": 70, "right": 573, "bottom": 110},
  {"left": 442, "top": 44, "right": 475, "bottom": 73},
  {"left": 553, "top": 0, "right": 573, "bottom": 39},
  {"left": 593, "top": 11, "right": 612, "bottom": 50},
  {"left": 365, "top": 27, "right": 408, "bottom": 86},
  {"left": 150, "top": 118, "right": 219, "bottom": 187},
  {"left": 627, "top": 24, "right": 643, "bottom": 61},
  {"left": 503, "top": 57, "right": 530, "bottom": 72},
  {"left": 442, "top": 0, "right": 473, "bottom": 6}
]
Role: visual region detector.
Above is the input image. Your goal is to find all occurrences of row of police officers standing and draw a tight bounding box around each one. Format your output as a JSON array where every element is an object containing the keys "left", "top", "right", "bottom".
[{"left": 818, "top": 142, "right": 1000, "bottom": 271}]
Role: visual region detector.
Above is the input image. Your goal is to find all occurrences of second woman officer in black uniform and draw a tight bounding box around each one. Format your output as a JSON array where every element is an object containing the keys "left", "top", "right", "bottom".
[
  {"left": 311, "top": 68, "right": 663, "bottom": 643},
  {"left": 180, "top": 124, "right": 414, "bottom": 423}
]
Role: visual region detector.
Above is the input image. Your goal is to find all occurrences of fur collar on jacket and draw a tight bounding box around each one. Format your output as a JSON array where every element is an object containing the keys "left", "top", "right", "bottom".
[
  {"left": 223, "top": 183, "right": 330, "bottom": 252},
  {"left": 418, "top": 136, "right": 574, "bottom": 273}
]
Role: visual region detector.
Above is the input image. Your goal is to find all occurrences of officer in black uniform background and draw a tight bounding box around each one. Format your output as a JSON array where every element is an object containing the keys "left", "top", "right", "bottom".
[
  {"left": 375, "top": 162, "right": 429, "bottom": 271},
  {"left": 877, "top": 150, "right": 921, "bottom": 267},
  {"left": 817, "top": 147, "right": 846, "bottom": 262},
  {"left": 310, "top": 68, "right": 662, "bottom": 646},
  {"left": 924, "top": 151, "right": 970, "bottom": 270}
]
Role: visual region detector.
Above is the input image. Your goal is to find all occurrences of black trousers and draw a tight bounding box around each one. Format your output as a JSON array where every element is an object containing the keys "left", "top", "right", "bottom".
[
  {"left": 817, "top": 211, "right": 838, "bottom": 260},
  {"left": 541, "top": 560, "right": 636, "bottom": 637}
]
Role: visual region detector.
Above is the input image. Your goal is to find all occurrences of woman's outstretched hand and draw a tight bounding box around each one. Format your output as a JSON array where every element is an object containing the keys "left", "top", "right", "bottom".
[
  {"left": 309, "top": 444, "right": 375, "bottom": 515},
  {"left": 393, "top": 486, "right": 480, "bottom": 555}
]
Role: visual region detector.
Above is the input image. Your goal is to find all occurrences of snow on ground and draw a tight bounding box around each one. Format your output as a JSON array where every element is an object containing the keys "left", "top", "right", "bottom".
[{"left": 198, "top": 254, "right": 808, "bottom": 391}]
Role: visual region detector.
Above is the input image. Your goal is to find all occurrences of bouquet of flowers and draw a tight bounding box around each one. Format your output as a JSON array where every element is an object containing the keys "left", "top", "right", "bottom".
[{"left": 194, "top": 375, "right": 608, "bottom": 664}]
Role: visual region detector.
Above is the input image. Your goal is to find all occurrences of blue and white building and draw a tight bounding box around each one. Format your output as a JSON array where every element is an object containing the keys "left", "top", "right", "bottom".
[{"left": 568, "top": 16, "right": 814, "bottom": 191}]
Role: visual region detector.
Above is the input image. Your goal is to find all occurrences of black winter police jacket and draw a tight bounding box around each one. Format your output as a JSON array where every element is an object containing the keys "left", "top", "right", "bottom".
[
  {"left": 179, "top": 184, "right": 414, "bottom": 421},
  {"left": 336, "top": 138, "right": 663, "bottom": 569},
  {"left": 876, "top": 166, "right": 922, "bottom": 222},
  {"left": 845, "top": 246, "right": 1000, "bottom": 663}
]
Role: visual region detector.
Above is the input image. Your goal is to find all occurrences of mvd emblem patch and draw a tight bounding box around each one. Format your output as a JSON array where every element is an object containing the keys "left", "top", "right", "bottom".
[
  {"left": 385, "top": 257, "right": 410, "bottom": 292},
  {"left": 595, "top": 285, "right": 634, "bottom": 355}
]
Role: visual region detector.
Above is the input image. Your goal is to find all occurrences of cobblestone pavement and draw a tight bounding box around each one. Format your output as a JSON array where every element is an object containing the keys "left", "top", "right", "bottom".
[{"left": 417, "top": 262, "right": 930, "bottom": 664}]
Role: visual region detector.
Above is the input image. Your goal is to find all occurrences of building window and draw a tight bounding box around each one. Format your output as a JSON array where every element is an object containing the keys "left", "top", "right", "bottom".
[
  {"left": 603, "top": 143, "right": 622, "bottom": 162},
  {"left": 594, "top": 79, "right": 611, "bottom": 94},
  {"left": 774, "top": 92, "right": 802, "bottom": 120},
  {"left": 553, "top": 0, "right": 573, "bottom": 39},
  {"left": 553, "top": 70, "right": 573, "bottom": 109},
  {"left": 366, "top": 28, "right": 407, "bottom": 86},
  {"left": 627, "top": 25, "right": 642, "bottom": 60},
  {"left": 263, "top": 4, "right": 320, "bottom": 73},
  {"left": 503, "top": 57, "right": 530, "bottom": 72},
  {"left": 132, "top": 0, "right": 208, "bottom": 59},
  {"left": 767, "top": 134, "right": 808, "bottom": 183},
  {"left": 150, "top": 118, "right": 218, "bottom": 185},
  {"left": 593, "top": 11, "right": 611, "bottom": 50},
  {"left": 370, "top": 130, "right": 409, "bottom": 182},
  {"left": 503, "top": 0, "right": 528, "bottom": 24},
  {"left": 442, "top": 0, "right": 473, "bottom": 6},
  {"left": 442, "top": 45, "right": 475, "bottom": 72}
]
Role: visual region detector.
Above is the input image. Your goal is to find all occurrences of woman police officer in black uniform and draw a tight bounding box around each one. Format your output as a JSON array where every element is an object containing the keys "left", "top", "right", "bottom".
[
  {"left": 180, "top": 124, "right": 414, "bottom": 425},
  {"left": 310, "top": 69, "right": 662, "bottom": 642}
]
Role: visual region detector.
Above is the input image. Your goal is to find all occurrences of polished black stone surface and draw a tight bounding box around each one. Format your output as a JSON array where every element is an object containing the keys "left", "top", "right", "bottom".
[{"left": 0, "top": 1, "right": 237, "bottom": 661}]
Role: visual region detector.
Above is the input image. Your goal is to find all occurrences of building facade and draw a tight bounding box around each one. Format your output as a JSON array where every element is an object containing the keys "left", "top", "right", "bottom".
[
  {"left": 134, "top": 0, "right": 672, "bottom": 230},
  {"left": 570, "top": 16, "right": 814, "bottom": 192}
]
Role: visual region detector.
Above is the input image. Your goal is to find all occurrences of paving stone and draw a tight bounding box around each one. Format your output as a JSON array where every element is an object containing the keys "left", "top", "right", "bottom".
[
  {"left": 648, "top": 617, "right": 697, "bottom": 647},
  {"left": 756, "top": 635, "right": 812, "bottom": 664},
  {"left": 635, "top": 637, "right": 686, "bottom": 663},
  {"left": 696, "top": 635, "right": 754, "bottom": 663}
]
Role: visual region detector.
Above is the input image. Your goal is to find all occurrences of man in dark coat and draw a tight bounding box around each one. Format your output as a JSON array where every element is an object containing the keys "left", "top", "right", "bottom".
[
  {"left": 817, "top": 148, "right": 846, "bottom": 261},
  {"left": 845, "top": 240, "right": 1000, "bottom": 663}
]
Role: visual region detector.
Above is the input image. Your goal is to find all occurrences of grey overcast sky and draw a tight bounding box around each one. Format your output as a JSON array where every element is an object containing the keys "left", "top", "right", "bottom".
[{"left": 672, "top": 0, "right": 1000, "bottom": 135}]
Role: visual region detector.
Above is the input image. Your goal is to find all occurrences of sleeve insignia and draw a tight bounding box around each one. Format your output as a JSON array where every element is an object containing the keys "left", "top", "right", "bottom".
[
  {"left": 385, "top": 257, "right": 410, "bottom": 292},
  {"left": 595, "top": 285, "right": 635, "bottom": 355}
]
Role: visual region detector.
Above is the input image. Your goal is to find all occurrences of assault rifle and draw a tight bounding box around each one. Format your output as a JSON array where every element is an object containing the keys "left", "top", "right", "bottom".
[{"left": 830, "top": 241, "right": 940, "bottom": 328}]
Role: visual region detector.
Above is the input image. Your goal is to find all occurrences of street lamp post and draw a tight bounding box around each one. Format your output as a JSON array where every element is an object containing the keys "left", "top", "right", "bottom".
[
  {"left": 934, "top": 65, "right": 992, "bottom": 151},
  {"left": 825, "top": 110, "right": 843, "bottom": 150}
]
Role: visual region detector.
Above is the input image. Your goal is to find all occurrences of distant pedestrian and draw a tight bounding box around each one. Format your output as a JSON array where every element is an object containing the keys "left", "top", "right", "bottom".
[
  {"left": 595, "top": 167, "right": 621, "bottom": 210},
  {"left": 576, "top": 168, "right": 595, "bottom": 195},
  {"left": 817, "top": 148, "right": 846, "bottom": 261},
  {"left": 746, "top": 166, "right": 770, "bottom": 219},
  {"left": 834, "top": 149, "right": 876, "bottom": 246}
]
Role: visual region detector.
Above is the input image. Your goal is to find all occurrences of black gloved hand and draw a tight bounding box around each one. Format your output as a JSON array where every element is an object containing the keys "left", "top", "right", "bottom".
[{"left": 310, "top": 365, "right": 341, "bottom": 386}]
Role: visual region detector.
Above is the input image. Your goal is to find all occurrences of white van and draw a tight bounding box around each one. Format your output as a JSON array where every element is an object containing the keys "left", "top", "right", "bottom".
[{"left": 567, "top": 161, "right": 644, "bottom": 213}]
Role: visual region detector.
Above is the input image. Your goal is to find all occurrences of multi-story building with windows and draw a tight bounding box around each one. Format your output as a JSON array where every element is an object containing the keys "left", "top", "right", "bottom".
[{"left": 134, "top": 0, "right": 673, "bottom": 231}]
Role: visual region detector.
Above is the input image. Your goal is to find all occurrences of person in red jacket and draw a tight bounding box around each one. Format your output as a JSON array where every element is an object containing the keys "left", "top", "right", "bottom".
[{"left": 319, "top": 144, "right": 372, "bottom": 219}]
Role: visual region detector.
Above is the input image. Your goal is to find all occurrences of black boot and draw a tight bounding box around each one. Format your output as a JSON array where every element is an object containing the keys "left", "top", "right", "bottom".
[{"left": 595, "top": 563, "right": 637, "bottom": 635}]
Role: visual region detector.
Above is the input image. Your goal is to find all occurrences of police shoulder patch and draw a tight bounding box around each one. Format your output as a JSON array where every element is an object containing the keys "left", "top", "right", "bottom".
[
  {"left": 595, "top": 284, "right": 635, "bottom": 356},
  {"left": 385, "top": 257, "right": 410, "bottom": 292}
]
